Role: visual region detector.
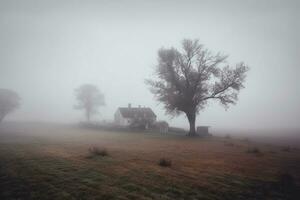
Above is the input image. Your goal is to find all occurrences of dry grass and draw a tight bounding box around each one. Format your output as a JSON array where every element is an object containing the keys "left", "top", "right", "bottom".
[{"left": 0, "top": 122, "right": 299, "bottom": 199}]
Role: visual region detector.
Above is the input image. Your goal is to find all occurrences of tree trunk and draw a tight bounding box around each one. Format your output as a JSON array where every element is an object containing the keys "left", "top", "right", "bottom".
[
  {"left": 186, "top": 112, "right": 196, "bottom": 136},
  {"left": 0, "top": 114, "right": 5, "bottom": 124},
  {"left": 86, "top": 110, "right": 90, "bottom": 122}
]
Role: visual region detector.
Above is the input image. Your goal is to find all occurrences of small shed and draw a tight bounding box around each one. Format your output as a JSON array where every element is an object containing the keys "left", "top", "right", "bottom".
[
  {"left": 197, "top": 126, "right": 210, "bottom": 136},
  {"left": 154, "top": 121, "right": 169, "bottom": 134}
]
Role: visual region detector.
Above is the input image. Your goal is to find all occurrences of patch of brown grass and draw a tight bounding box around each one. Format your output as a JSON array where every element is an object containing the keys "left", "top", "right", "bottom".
[{"left": 1, "top": 123, "right": 300, "bottom": 199}]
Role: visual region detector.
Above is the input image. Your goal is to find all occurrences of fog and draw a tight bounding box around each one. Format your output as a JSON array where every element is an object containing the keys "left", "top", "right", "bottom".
[{"left": 1, "top": 0, "right": 299, "bottom": 132}]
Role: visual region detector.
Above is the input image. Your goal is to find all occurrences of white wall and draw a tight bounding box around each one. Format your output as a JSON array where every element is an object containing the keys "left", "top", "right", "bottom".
[{"left": 114, "top": 109, "right": 130, "bottom": 126}]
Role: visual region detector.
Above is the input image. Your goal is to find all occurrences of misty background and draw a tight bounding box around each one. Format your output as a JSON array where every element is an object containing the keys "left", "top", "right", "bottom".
[{"left": 0, "top": 0, "right": 299, "bottom": 132}]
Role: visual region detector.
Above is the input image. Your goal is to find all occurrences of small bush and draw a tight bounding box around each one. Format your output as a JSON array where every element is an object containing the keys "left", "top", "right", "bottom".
[
  {"left": 269, "top": 150, "right": 277, "bottom": 154},
  {"left": 278, "top": 172, "right": 297, "bottom": 196},
  {"left": 224, "top": 134, "right": 231, "bottom": 139},
  {"left": 88, "top": 147, "right": 108, "bottom": 158},
  {"left": 224, "top": 141, "right": 235, "bottom": 147},
  {"left": 246, "top": 147, "right": 262, "bottom": 155},
  {"left": 158, "top": 158, "right": 172, "bottom": 167},
  {"left": 281, "top": 146, "right": 291, "bottom": 152},
  {"left": 241, "top": 137, "right": 250, "bottom": 143}
]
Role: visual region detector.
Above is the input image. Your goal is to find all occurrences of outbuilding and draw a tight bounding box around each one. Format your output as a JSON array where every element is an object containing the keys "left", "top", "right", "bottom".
[{"left": 197, "top": 126, "right": 210, "bottom": 136}]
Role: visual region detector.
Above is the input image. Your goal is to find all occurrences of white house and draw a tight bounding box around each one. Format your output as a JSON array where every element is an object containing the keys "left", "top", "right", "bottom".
[{"left": 114, "top": 104, "right": 157, "bottom": 129}]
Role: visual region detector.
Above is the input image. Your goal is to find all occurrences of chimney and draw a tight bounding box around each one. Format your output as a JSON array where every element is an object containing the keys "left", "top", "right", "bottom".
[{"left": 128, "top": 103, "right": 131, "bottom": 108}]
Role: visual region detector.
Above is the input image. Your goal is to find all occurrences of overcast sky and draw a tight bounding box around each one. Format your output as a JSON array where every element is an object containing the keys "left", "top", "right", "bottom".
[{"left": 0, "top": 0, "right": 299, "bottom": 131}]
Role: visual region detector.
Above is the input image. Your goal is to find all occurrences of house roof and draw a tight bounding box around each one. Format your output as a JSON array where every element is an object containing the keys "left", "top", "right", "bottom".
[{"left": 118, "top": 107, "right": 156, "bottom": 119}]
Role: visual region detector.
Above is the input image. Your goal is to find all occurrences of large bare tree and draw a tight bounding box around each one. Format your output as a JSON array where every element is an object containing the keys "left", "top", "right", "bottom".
[
  {"left": 146, "top": 39, "right": 249, "bottom": 136},
  {"left": 74, "top": 84, "right": 105, "bottom": 121},
  {"left": 0, "top": 89, "right": 20, "bottom": 123}
]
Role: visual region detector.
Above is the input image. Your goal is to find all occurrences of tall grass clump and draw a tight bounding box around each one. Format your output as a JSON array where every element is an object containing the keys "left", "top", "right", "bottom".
[
  {"left": 246, "top": 147, "right": 263, "bottom": 155},
  {"left": 87, "top": 147, "right": 109, "bottom": 158},
  {"left": 158, "top": 158, "right": 172, "bottom": 167},
  {"left": 224, "top": 134, "right": 231, "bottom": 139},
  {"left": 281, "top": 146, "right": 291, "bottom": 152}
]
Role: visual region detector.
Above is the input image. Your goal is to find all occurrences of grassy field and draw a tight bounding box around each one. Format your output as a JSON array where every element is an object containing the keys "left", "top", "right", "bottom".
[{"left": 0, "top": 122, "right": 299, "bottom": 200}]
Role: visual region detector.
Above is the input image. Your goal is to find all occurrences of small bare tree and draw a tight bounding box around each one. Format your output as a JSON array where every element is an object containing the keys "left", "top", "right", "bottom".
[
  {"left": 74, "top": 84, "right": 105, "bottom": 121},
  {"left": 146, "top": 39, "right": 249, "bottom": 136},
  {"left": 0, "top": 89, "right": 20, "bottom": 123}
]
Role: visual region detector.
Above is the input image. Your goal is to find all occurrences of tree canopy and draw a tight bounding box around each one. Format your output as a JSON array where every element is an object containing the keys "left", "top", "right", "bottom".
[
  {"left": 0, "top": 89, "right": 20, "bottom": 123},
  {"left": 146, "top": 39, "right": 249, "bottom": 136},
  {"left": 74, "top": 84, "right": 105, "bottom": 121}
]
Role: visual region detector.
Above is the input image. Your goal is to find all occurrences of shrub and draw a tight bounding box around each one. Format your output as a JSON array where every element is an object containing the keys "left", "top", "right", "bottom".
[
  {"left": 224, "top": 141, "right": 235, "bottom": 147},
  {"left": 278, "top": 172, "right": 297, "bottom": 196},
  {"left": 88, "top": 147, "right": 108, "bottom": 157},
  {"left": 224, "top": 134, "right": 231, "bottom": 139},
  {"left": 269, "top": 150, "right": 277, "bottom": 154},
  {"left": 241, "top": 137, "right": 250, "bottom": 143},
  {"left": 246, "top": 147, "right": 262, "bottom": 155},
  {"left": 158, "top": 158, "right": 172, "bottom": 167},
  {"left": 281, "top": 146, "right": 291, "bottom": 152}
]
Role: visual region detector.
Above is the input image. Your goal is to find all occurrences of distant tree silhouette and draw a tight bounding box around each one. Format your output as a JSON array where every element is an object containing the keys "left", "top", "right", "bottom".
[
  {"left": 146, "top": 39, "right": 249, "bottom": 136},
  {"left": 74, "top": 84, "right": 105, "bottom": 121},
  {"left": 0, "top": 89, "right": 20, "bottom": 123}
]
